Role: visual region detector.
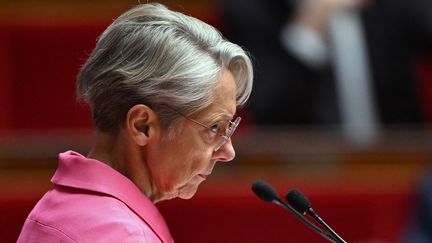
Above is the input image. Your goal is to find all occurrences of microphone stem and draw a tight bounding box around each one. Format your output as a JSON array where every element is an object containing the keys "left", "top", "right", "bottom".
[
  {"left": 273, "top": 199, "right": 338, "bottom": 242},
  {"left": 308, "top": 208, "right": 347, "bottom": 243}
]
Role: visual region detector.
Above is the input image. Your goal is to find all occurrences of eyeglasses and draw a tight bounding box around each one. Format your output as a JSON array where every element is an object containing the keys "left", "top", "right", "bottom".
[{"left": 180, "top": 114, "right": 241, "bottom": 152}]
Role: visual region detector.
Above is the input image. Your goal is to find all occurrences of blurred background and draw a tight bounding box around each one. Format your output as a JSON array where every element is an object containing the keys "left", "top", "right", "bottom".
[{"left": 1, "top": 0, "right": 432, "bottom": 242}]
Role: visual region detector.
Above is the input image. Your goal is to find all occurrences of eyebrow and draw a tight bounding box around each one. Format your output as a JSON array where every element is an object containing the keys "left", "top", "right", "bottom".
[{"left": 204, "top": 113, "right": 235, "bottom": 124}]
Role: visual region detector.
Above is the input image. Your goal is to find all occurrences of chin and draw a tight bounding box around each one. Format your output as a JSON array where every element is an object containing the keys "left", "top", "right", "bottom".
[{"left": 178, "top": 185, "right": 199, "bottom": 200}]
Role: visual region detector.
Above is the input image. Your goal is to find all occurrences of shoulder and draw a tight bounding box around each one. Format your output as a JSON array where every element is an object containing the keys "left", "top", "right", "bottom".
[
  {"left": 18, "top": 187, "right": 161, "bottom": 243},
  {"left": 18, "top": 217, "right": 78, "bottom": 243},
  {"left": 19, "top": 217, "right": 157, "bottom": 243}
]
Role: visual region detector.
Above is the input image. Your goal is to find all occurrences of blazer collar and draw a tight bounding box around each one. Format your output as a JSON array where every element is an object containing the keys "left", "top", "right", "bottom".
[{"left": 51, "top": 150, "right": 174, "bottom": 243}]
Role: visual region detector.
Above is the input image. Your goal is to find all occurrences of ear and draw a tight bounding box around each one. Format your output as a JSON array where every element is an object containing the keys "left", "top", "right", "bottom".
[{"left": 125, "top": 104, "right": 159, "bottom": 146}]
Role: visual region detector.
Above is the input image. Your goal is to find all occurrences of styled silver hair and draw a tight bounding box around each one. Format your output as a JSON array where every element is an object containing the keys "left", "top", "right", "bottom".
[{"left": 77, "top": 3, "right": 253, "bottom": 134}]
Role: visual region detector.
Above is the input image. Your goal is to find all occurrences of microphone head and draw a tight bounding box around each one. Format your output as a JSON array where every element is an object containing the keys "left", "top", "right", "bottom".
[
  {"left": 251, "top": 180, "right": 279, "bottom": 202},
  {"left": 285, "top": 189, "right": 312, "bottom": 213}
]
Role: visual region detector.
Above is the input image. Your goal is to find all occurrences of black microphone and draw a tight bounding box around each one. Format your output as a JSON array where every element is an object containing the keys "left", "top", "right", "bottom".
[
  {"left": 286, "top": 189, "right": 347, "bottom": 243},
  {"left": 251, "top": 180, "right": 337, "bottom": 242}
]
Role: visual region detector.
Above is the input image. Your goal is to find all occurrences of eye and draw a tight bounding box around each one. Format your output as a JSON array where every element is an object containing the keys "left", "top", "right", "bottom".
[{"left": 209, "top": 123, "right": 220, "bottom": 133}]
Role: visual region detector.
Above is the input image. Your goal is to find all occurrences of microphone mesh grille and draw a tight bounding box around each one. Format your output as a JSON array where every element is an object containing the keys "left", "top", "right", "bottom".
[
  {"left": 251, "top": 180, "right": 278, "bottom": 202},
  {"left": 285, "top": 189, "right": 311, "bottom": 213}
]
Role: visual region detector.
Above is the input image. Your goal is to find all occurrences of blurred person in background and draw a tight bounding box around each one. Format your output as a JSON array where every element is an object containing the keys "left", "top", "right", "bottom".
[
  {"left": 402, "top": 168, "right": 432, "bottom": 243},
  {"left": 17, "top": 3, "right": 253, "bottom": 242},
  {"left": 220, "top": 0, "right": 432, "bottom": 127},
  {"left": 221, "top": 1, "right": 432, "bottom": 242}
]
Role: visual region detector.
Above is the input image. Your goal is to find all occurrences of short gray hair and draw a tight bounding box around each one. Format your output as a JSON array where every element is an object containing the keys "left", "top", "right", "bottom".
[{"left": 77, "top": 3, "right": 253, "bottom": 134}]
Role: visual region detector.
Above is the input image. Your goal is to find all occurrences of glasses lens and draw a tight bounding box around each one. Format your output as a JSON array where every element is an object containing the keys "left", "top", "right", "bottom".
[{"left": 213, "top": 117, "right": 241, "bottom": 151}]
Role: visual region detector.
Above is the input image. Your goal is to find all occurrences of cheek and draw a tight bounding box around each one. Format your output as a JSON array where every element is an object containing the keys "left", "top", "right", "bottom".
[
  {"left": 175, "top": 148, "right": 214, "bottom": 189},
  {"left": 173, "top": 135, "right": 213, "bottom": 177},
  {"left": 181, "top": 150, "right": 209, "bottom": 179},
  {"left": 177, "top": 155, "right": 217, "bottom": 199},
  {"left": 157, "top": 127, "right": 214, "bottom": 194},
  {"left": 155, "top": 145, "right": 201, "bottom": 188}
]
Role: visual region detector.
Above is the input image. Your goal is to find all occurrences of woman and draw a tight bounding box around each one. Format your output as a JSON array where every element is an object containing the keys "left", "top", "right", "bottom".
[{"left": 17, "top": 3, "right": 253, "bottom": 242}]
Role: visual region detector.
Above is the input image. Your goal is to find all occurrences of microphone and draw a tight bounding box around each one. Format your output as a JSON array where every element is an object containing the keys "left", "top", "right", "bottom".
[
  {"left": 251, "top": 180, "right": 337, "bottom": 242},
  {"left": 286, "top": 189, "right": 347, "bottom": 243}
]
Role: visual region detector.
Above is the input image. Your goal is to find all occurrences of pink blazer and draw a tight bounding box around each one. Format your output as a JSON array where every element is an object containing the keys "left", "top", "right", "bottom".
[{"left": 17, "top": 151, "right": 174, "bottom": 243}]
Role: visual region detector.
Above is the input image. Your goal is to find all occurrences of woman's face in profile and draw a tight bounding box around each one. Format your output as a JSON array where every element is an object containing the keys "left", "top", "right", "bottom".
[{"left": 149, "top": 70, "right": 238, "bottom": 201}]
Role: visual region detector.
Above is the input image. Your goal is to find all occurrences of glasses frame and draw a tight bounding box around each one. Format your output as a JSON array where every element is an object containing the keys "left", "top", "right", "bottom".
[{"left": 181, "top": 115, "right": 242, "bottom": 152}]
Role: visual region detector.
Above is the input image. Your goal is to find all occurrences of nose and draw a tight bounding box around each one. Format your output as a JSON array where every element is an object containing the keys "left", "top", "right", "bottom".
[{"left": 213, "top": 139, "right": 236, "bottom": 162}]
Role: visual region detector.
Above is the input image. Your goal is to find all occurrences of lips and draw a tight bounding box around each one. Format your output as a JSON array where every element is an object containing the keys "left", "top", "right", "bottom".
[{"left": 198, "top": 174, "right": 209, "bottom": 180}]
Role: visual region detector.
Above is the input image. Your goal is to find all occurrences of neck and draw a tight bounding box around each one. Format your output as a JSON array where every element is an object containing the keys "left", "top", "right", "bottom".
[
  {"left": 87, "top": 130, "right": 159, "bottom": 203},
  {"left": 88, "top": 132, "right": 124, "bottom": 173}
]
